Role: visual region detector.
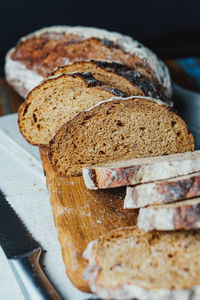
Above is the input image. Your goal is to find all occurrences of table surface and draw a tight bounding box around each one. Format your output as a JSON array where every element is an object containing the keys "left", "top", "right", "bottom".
[{"left": 0, "top": 80, "right": 97, "bottom": 299}]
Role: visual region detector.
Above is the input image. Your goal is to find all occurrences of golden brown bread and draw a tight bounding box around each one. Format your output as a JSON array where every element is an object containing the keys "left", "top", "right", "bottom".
[
  {"left": 49, "top": 97, "right": 194, "bottom": 177},
  {"left": 5, "top": 26, "right": 172, "bottom": 98},
  {"left": 83, "top": 226, "right": 200, "bottom": 299},
  {"left": 18, "top": 72, "right": 128, "bottom": 145}
]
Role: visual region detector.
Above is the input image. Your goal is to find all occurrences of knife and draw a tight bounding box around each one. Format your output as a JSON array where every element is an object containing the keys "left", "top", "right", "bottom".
[{"left": 0, "top": 189, "right": 63, "bottom": 300}]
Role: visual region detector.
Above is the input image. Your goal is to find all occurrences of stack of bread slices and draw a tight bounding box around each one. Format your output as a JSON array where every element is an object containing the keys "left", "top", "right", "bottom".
[
  {"left": 6, "top": 26, "right": 200, "bottom": 299},
  {"left": 83, "top": 150, "right": 200, "bottom": 231}
]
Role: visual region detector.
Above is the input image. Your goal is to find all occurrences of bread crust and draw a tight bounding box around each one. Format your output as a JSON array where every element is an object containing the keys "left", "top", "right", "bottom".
[
  {"left": 138, "top": 199, "right": 200, "bottom": 231},
  {"left": 5, "top": 26, "right": 172, "bottom": 98},
  {"left": 125, "top": 172, "right": 200, "bottom": 208},
  {"left": 83, "top": 151, "right": 199, "bottom": 190},
  {"left": 18, "top": 73, "right": 128, "bottom": 145},
  {"left": 48, "top": 60, "right": 170, "bottom": 102}
]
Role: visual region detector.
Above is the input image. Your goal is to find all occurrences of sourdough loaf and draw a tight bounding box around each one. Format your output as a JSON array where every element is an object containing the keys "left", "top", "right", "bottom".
[
  {"left": 18, "top": 72, "right": 128, "bottom": 145},
  {"left": 48, "top": 60, "right": 170, "bottom": 103},
  {"left": 125, "top": 171, "right": 200, "bottom": 209},
  {"left": 49, "top": 97, "right": 194, "bottom": 177},
  {"left": 138, "top": 198, "right": 200, "bottom": 231},
  {"left": 83, "top": 151, "right": 200, "bottom": 189},
  {"left": 83, "top": 226, "right": 200, "bottom": 299},
  {"left": 5, "top": 26, "right": 171, "bottom": 98}
]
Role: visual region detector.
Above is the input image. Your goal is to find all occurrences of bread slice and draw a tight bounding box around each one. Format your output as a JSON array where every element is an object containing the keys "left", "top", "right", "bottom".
[
  {"left": 83, "top": 226, "right": 200, "bottom": 299},
  {"left": 49, "top": 97, "right": 194, "bottom": 177},
  {"left": 125, "top": 172, "right": 200, "bottom": 209},
  {"left": 48, "top": 60, "right": 170, "bottom": 103},
  {"left": 18, "top": 72, "right": 128, "bottom": 145},
  {"left": 82, "top": 151, "right": 200, "bottom": 190},
  {"left": 138, "top": 198, "right": 200, "bottom": 231},
  {"left": 5, "top": 26, "right": 171, "bottom": 98}
]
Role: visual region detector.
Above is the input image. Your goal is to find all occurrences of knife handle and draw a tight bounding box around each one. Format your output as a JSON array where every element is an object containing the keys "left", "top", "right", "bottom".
[{"left": 9, "top": 247, "right": 63, "bottom": 300}]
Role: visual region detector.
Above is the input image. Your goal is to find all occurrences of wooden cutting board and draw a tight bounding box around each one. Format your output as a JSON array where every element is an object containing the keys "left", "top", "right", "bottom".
[{"left": 40, "top": 147, "right": 138, "bottom": 292}]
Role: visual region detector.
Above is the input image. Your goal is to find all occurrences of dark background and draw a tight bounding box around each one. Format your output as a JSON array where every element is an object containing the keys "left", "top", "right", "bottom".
[{"left": 1, "top": 0, "right": 200, "bottom": 73}]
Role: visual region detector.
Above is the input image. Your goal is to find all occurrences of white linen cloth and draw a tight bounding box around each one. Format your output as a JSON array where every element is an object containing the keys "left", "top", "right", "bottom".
[{"left": 0, "top": 114, "right": 96, "bottom": 300}]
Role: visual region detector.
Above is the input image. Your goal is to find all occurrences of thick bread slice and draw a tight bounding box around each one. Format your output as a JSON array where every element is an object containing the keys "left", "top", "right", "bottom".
[
  {"left": 125, "top": 171, "right": 200, "bottom": 209},
  {"left": 5, "top": 26, "right": 171, "bottom": 98},
  {"left": 138, "top": 198, "right": 200, "bottom": 231},
  {"left": 83, "top": 226, "right": 200, "bottom": 300},
  {"left": 48, "top": 60, "right": 170, "bottom": 103},
  {"left": 83, "top": 151, "right": 200, "bottom": 190},
  {"left": 49, "top": 97, "right": 194, "bottom": 177},
  {"left": 18, "top": 72, "right": 127, "bottom": 145}
]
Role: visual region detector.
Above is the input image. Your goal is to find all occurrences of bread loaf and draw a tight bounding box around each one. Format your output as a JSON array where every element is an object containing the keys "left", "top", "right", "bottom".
[
  {"left": 83, "top": 151, "right": 200, "bottom": 190},
  {"left": 5, "top": 26, "right": 171, "bottom": 98},
  {"left": 49, "top": 97, "right": 194, "bottom": 177},
  {"left": 125, "top": 171, "right": 200, "bottom": 209},
  {"left": 83, "top": 226, "right": 200, "bottom": 299},
  {"left": 138, "top": 198, "right": 200, "bottom": 231},
  {"left": 18, "top": 72, "right": 128, "bottom": 145},
  {"left": 48, "top": 60, "right": 171, "bottom": 103}
]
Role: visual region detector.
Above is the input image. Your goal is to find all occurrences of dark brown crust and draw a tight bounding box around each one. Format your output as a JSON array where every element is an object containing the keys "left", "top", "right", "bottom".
[
  {"left": 49, "top": 60, "right": 165, "bottom": 101},
  {"left": 93, "top": 60, "right": 163, "bottom": 99},
  {"left": 128, "top": 174, "right": 200, "bottom": 206},
  {"left": 175, "top": 204, "right": 200, "bottom": 229},
  {"left": 18, "top": 73, "right": 127, "bottom": 146},
  {"left": 73, "top": 72, "right": 127, "bottom": 97},
  {"left": 48, "top": 98, "right": 194, "bottom": 177},
  {"left": 157, "top": 175, "right": 200, "bottom": 203},
  {"left": 102, "top": 86, "right": 127, "bottom": 98},
  {"left": 69, "top": 72, "right": 102, "bottom": 87},
  {"left": 11, "top": 32, "right": 155, "bottom": 79}
]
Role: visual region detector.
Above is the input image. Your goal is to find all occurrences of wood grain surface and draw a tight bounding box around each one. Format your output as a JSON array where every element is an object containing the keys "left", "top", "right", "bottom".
[{"left": 40, "top": 147, "right": 138, "bottom": 292}]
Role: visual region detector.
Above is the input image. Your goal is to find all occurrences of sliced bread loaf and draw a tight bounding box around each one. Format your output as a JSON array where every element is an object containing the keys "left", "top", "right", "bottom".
[
  {"left": 5, "top": 26, "right": 171, "bottom": 98},
  {"left": 49, "top": 97, "right": 194, "bottom": 177},
  {"left": 125, "top": 172, "right": 200, "bottom": 209},
  {"left": 48, "top": 60, "right": 170, "bottom": 103},
  {"left": 138, "top": 198, "right": 200, "bottom": 231},
  {"left": 83, "top": 151, "right": 200, "bottom": 189},
  {"left": 18, "top": 72, "right": 128, "bottom": 145},
  {"left": 83, "top": 226, "right": 200, "bottom": 299}
]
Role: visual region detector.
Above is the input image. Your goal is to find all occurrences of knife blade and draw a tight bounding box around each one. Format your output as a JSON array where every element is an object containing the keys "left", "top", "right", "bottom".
[{"left": 0, "top": 189, "right": 63, "bottom": 300}]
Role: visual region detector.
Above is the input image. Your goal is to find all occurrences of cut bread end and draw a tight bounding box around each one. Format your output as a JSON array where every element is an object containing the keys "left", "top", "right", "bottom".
[
  {"left": 83, "top": 226, "right": 200, "bottom": 299},
  {"left": 18, "top": 72, "right": 128, "bottom": 145},
  {"left": 83, "top": 151, "right": 200, "bottom": 190},
  {"left": 125, "top": 171, "right": 200, "bottom": 209},
  {"left": 48, "top": 60, "right": 171, "bottom": 103},
  {"left": 138, "top": 197, "right": 200, "bottom": 231},
  {"left": 49, "top": 97, "right": 194, "bottom": 177}
]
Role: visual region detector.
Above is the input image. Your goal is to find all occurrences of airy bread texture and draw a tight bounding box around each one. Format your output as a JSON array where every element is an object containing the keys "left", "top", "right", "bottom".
[
  {"left": 83, "top": 226, "right": 200, "bottom": 299},
  {"left": 18, "top": 72, "right": 128, "bottom": 145},
  {"left": 48, "top": 60, "right": 170, "bottom": 103},
  {"left": 138, "top": 198, "right": 200, "bottom": 231},
  {"left": 49, "top": 97, "right": 194, "bottom": 177},
  {"left": 82, "top": 151, "right": 200, "bottom": 190},
  {"left": 5, "top": 26, "right": 171, "bottom": 98},
  {"left": 125, "top": 172, "right": 200, "bottom": 209}
]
